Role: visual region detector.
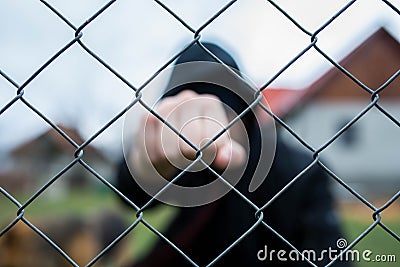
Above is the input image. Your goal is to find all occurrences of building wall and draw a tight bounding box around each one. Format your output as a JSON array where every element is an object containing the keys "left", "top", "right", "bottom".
[{"left": 281, "top": 100, "right": 400, "bottom": 199}]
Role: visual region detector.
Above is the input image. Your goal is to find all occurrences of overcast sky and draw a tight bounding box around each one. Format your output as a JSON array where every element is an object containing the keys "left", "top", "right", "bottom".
[{"left": 0, "top": 0, "right": 399, "bottom": 158}]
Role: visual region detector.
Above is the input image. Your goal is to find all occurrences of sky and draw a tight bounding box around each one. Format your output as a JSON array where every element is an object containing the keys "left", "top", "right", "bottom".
[{"left": 0, "top": 0, "right": 399, "bottom": 159}]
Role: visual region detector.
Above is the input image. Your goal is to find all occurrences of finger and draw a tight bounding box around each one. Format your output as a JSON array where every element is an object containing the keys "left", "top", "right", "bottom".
[
  {"left": 201, "top": 94, "right": 229, "bottom": 133},
  {"left": 198, "top": 95, "right": 246, "bottom": 169},
  {"left": 201, "top": 95, "right": 230, "bottom": 150},
  {"left": 178, "top": 95, "right": 205, "bottom": 160},
  {"left": 214, "top": 139, "right": 246, "bottom": 169},
  {"left": 143, "top": 113, "right": 161, "bottom": 163},
  {"left": 180, "top": 116, "right": 202, "bottom": 160},
  {"left": 155, "top": 97, "right": 182, "bottom": 161},
  {"left": 195, "top": 96, "right": 235, "bottom": 168}
]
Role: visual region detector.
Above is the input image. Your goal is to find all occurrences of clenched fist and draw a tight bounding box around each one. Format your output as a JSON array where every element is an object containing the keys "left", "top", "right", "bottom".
[{"left": 130, "top": 90, "right": 247, "bottom": 180}]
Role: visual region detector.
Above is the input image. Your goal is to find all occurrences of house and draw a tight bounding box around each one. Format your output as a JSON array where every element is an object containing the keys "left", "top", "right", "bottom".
[
  {"left": 0, "top": 125, "right": 113, "bottom": 196},
  {"left": 261, "top": 28, "right": 400, "bottom": 200}
]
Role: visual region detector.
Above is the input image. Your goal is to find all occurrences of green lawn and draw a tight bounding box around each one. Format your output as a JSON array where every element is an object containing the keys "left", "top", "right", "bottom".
[
  {"left": 340, "top": 212, "right": 399, "bottom": 267},
  {"left": 1, "top": 190, "right": 398, "bottom": 266}
]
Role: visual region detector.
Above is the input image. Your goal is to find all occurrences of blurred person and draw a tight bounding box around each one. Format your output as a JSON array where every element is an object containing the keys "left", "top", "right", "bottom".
[{"left": 116, "top": 42, "right": 350, "bottom": 267}]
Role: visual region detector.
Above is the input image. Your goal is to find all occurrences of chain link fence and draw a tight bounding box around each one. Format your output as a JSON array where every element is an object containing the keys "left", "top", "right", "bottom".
[{"left": 1, "top": 0, "right": 399, "bottom": 266}]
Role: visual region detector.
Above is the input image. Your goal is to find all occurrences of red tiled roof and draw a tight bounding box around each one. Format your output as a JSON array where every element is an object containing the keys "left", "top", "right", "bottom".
[{"left": 258, "top": 27, "right": 400, "bottom": 123}]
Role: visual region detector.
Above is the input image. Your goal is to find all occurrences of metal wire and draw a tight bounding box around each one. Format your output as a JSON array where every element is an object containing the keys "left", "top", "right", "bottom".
[{"left": 0, "top": 0, "right": 399, "bottom": 266}]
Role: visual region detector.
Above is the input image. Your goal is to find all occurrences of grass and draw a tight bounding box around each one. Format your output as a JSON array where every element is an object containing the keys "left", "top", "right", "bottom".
[
  {"left": 339, "top": 202, "right": 399, "bottom": 267},
  {"left": 1, "top": 190, "right": 398, "bottom": 266},
  {"left": 0, "top": 188, "right": 176, "bottom": 265}
]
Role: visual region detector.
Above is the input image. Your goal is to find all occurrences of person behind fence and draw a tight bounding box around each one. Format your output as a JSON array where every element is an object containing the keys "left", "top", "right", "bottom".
[{"left": 116, "top": 42, "right": 350, "bottom": 266}]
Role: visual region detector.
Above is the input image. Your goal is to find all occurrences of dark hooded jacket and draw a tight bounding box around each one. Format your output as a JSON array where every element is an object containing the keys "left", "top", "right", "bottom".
[{"left": 116, "top": 43, "right": 350, "bottom": 267}]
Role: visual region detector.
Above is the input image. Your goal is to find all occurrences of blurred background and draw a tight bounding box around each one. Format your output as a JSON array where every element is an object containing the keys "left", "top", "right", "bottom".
[{"left": 0, "top": 0, "right": 399, "bottom": 266}]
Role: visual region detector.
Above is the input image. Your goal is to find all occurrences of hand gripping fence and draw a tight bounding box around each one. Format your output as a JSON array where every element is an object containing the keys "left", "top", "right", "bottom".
[{"left": 0, "top": 1, "right": 399, "bottom": 266}]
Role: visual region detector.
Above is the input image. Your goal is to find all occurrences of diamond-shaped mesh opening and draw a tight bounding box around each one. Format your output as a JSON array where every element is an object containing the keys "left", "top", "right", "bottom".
[
  {"left": 128, "top": 205, "right": 178, "bottom": 264},
  {"left": 0, "top": 220, "right": 73, "bottom": 267},
  {"left": 320, "top": 107, "right": 400, "bottom": 201},
  {"left": 79, "top": 1, "right": 193, "bottom": 85},
  {"left": 0, "top": 1, "right": 72, "bottom": 83},
  {"left": 16, "top": 44, "right": 134, "bottom": 134},
  {"left": 42, "top": 0, "right": 111, "bottom": 26},
  {"left": 13, "top": 162, "right": 138, "bottom": 267},
  {"left": 255, "top": 160, "right": 345, "bottom": 264},
  {"left": 200, "top": 0, "right": 313, "bottom": 88},
  {"left": 157, "top": 0, "right": 235, "bottom": 30},
  {"left": 271, "top": 0, "right": 352, "bottom": 31}
]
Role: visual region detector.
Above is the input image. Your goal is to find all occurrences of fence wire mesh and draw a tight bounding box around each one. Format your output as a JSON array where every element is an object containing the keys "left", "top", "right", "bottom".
[{"left": 0, "top": 0, "right": 399, "bottom": 266}]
